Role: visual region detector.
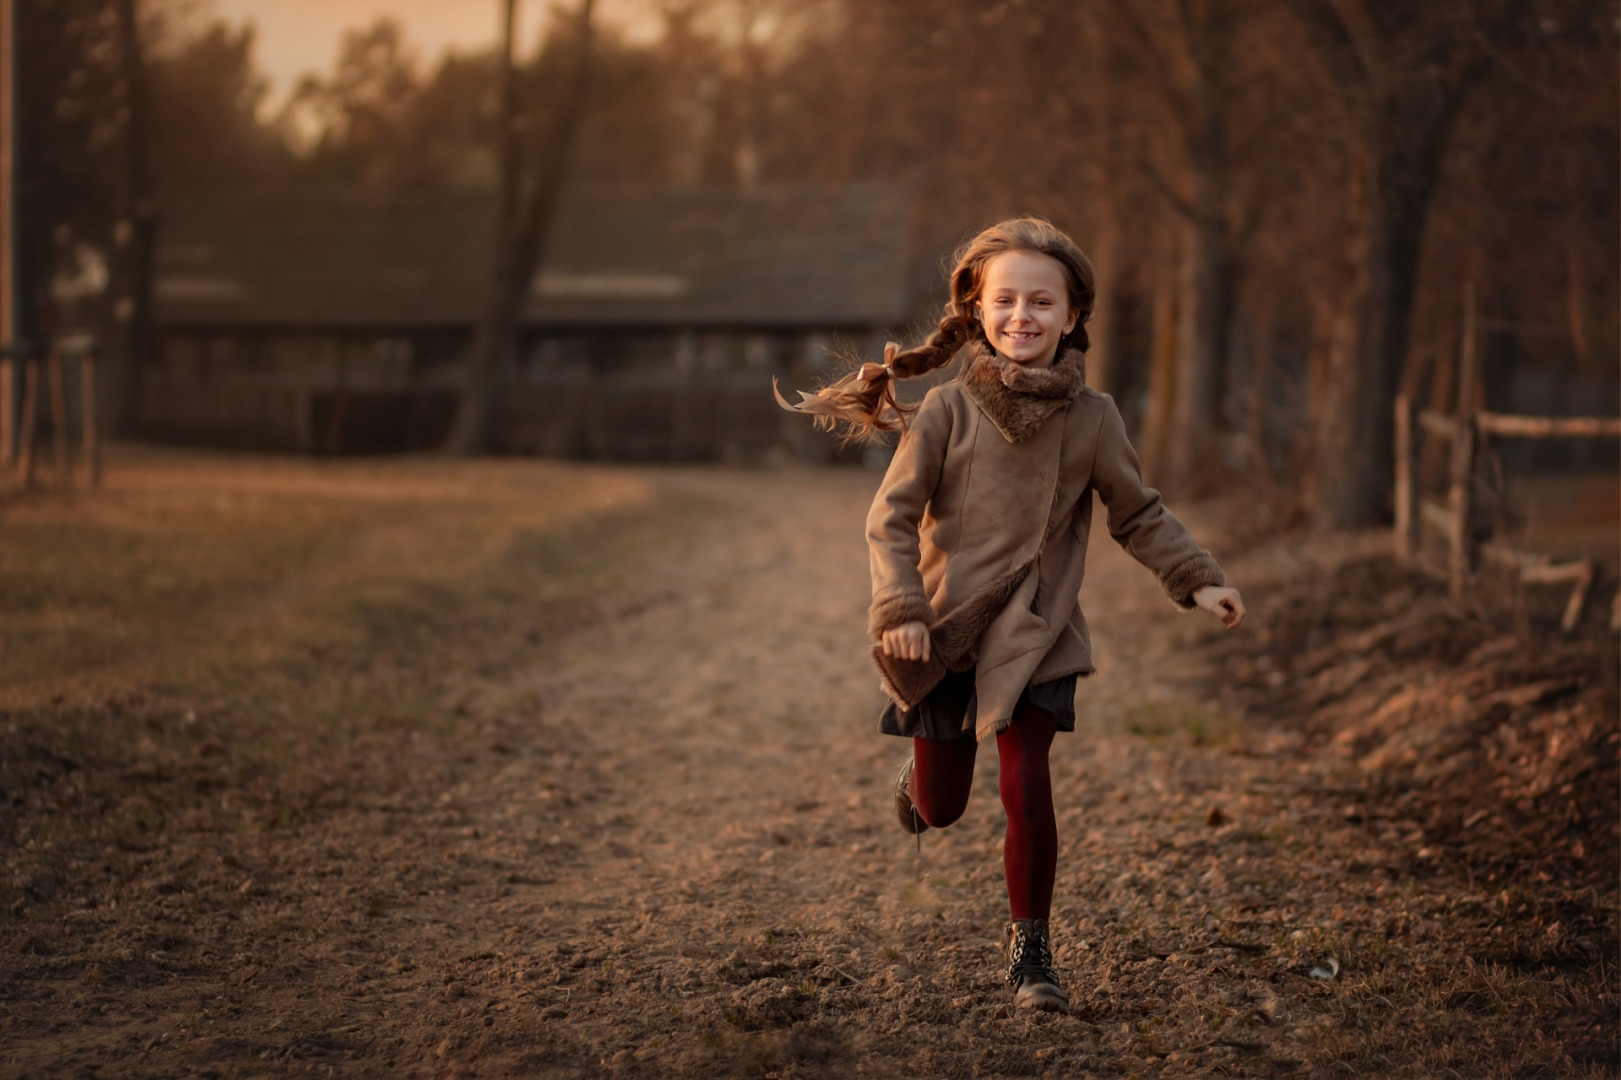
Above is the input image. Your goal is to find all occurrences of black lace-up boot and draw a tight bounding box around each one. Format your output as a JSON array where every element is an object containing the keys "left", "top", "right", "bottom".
[{"left": 1006, "top": 918, "right": 1070, "bottom": 1013}]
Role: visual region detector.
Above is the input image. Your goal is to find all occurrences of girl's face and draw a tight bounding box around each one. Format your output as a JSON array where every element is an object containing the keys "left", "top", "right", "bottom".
[{"left": 975, "top": 250, "right": 1078, "bottom": 367}]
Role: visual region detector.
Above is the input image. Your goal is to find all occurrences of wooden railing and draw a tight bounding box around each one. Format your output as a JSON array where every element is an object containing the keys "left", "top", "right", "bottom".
[
  {"left": 1394, "top": 287, "right": 1618, "bottom": 632},
  {"left": 1394, "top": 395, "right": 1620, "bottom": 633}
]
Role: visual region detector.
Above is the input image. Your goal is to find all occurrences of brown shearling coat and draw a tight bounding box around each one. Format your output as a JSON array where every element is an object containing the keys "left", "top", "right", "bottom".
[{"left": 867, "top": 342, "right": 1224, "bottom": 741}]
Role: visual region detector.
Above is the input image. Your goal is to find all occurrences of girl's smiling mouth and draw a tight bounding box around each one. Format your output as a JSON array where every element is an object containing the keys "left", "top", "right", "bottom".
[{"left": 977, "top": 250, "right": 1079, "bottom": 366}]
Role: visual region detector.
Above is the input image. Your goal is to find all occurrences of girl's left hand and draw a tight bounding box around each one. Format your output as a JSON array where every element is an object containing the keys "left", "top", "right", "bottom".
[{"left": 1192, "top": 585, "right": 1245, "bottom": 629}]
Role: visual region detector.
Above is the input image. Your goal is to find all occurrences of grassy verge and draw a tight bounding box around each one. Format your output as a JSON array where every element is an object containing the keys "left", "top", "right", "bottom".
[{"left": 1, "top": 447, "right": 672, "bottom": 921}]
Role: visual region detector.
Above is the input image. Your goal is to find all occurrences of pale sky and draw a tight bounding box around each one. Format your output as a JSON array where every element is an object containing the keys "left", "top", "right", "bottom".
[{"left": 203, "top": 0, "right": 657, "bottom": 108}]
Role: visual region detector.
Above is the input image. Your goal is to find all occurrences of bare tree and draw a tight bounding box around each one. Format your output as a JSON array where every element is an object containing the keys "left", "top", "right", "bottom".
[
  {"left": 1286, "top": 0, "right": 1529, "bottom": 526},
  {"left": 448, "top": 0, "right": 596, "bottom": 456}
]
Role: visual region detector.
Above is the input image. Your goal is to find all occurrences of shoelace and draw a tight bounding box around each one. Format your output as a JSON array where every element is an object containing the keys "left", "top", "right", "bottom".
[{"left": 1007, "top": 925, "right": 1060, "bottom": 988}]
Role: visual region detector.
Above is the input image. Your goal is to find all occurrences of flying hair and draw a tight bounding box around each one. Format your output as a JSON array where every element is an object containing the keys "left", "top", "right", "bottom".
[{"left": 773, "top": 217, "right": 1095, "bottom": 442}]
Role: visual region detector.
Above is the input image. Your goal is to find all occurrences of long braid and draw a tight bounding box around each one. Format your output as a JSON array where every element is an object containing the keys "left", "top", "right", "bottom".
[
  {"left": 774, "top": 216, "right": 1095, "bottom": 442},
  {"left": 888, "top": 313, "right": 976, "bottom": 378},
  {"left": 770, "top": 314, "right": 976, "bottom": 440}
]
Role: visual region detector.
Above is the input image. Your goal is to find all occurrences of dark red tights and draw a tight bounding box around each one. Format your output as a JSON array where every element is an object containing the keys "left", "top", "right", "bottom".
[{"left": 908, "top": 704, "right": 1058, "bottom": 920}]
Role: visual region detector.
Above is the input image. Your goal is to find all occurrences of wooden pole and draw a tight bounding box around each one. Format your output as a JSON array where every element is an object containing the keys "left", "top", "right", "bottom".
[
  {"left": 1, "top": 0, "right": 15, "bottom": 472},
  {"left": 0, "top": 356, "right": 11, "bottom": 468},
  {"left": 1417, "top": 410, "right": 1458, "bottom": 438},
  {"left": 80, "top": 350, "right": 100, "bottom": 484},
  {"left": 1556, "top": 560, "right": 1594, "bottom": 636},
  {"left": 1447, "top": 285, "right": 1479, "bottom": 602},
  {"left": 48, "top": 348, "right": 68, "bottom": 486},
  {"left": 1476, "top": 413, "right": 1621, "bottom": 439},
  {"left": 1458, "top": 283, "right": 1478, "bottom": 413},
  {"left": 15, "top": 356, "right": 35, "bottom": 486},
  {"left": 1393, "top": 393, "right": 1416, "bottom": 564}
]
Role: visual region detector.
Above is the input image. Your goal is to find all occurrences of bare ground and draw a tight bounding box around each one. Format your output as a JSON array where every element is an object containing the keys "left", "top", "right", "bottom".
[{"left": 2, "top": 452, "right": 1616, "bottom": 1079}]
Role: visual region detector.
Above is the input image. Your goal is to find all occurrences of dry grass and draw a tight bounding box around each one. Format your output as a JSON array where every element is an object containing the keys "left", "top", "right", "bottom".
[
  {"left": 1, "top": 446, "right": 652, "bottom": 699},
  {"left": 1195, "top": 516, "right": 1620, "bottom": 1079}
]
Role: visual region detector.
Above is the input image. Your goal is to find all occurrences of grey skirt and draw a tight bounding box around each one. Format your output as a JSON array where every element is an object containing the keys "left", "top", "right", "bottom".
[{"left": 878, "top": 666, "right": 1078, "bottom": 742}]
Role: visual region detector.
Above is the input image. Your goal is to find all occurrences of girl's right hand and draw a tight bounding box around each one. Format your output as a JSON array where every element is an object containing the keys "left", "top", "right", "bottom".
[{"left": 881, "top": 621, "right": 932, "bottom": 662}]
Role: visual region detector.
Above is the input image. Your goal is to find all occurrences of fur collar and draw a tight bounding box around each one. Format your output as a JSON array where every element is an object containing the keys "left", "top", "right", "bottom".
[{"left": 960, "top": 339, "right": 1087, "bottom": 443}]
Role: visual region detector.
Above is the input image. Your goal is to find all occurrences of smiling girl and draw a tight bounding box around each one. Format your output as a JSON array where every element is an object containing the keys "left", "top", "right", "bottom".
[{"left": 777, "top": 217, "right": 1244, "bottom": 1013}]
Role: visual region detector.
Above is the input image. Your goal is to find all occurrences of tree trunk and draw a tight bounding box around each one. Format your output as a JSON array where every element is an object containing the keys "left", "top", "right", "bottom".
[
  {"left": 1283, "top": 0, "right": 1504, "bottom": 526},
  {"left": 1163, "top": 11, "right": 1234, "bottom": 489},
  {"left": 448, "top": 0, "right": 595, "bottom": 455},
  {"left": 1139, "top": 233, "right": 1181, "bottom": 482},
  {"left": 1243, "top": 288, "right": 1277, "bottom": 481},
  {"left": 0, "top": 0, "right": 14, "bottom": 353},
  {"left": 1083, "top": 216, "right": 1120, "bottom": 395},
  {"left": 1168, "top": 199, "right": 1232, "bottom": 485},
  {"left": 1308, "top": 101, "right": 1459, "bottom": 527}
]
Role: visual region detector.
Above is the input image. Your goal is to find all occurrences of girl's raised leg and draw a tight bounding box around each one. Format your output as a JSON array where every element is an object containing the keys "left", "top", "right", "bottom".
[
  {"left": 908, "top": 736, "right": 977, "bottom": 828},
  {"left": 995, "top": 704, "right": 1058, "bottom": 919}
]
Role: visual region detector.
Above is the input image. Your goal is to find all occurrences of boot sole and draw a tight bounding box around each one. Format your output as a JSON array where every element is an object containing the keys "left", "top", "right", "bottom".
[{"left": 1014, "top": 982, "right": 1071, "bottom": 1013}]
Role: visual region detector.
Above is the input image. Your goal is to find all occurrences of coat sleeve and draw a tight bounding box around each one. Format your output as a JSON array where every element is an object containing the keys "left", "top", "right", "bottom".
[
  {"left": 865, "top": 390, "right": 951, "bottom": 640},
  {"left": 1090, "top": 394, "right": 1225, "bottom": 608}
]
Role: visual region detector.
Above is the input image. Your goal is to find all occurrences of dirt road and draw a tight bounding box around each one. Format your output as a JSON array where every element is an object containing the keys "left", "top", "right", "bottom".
[{"left": 2, "top": 460, "right": 1613, "bottom": 1078}]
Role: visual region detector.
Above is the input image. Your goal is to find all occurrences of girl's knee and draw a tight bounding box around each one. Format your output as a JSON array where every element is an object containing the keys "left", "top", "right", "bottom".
[
  {"left": 912, "top": 738, "right": 976, "bottom": 827},
  {"left": 998, "top": 763, "right": 1054, "bottom": 818},
  {"left": 914, "top": 775, "right": 972, "bottom": 828},
  {"left": 920, "top": 801, "right": 968, "bottom": 829}
]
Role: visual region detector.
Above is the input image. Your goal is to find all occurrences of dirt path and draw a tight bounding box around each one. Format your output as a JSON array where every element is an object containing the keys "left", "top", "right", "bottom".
[{"left": 3, "top": 463, "right": 1613, "bottom": 1078}]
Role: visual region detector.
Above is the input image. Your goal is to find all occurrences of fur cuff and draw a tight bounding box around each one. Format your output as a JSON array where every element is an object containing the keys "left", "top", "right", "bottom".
[
  {"left": 870, "top": 644, "right": 948, "bottom": 711},
  {"left": 869, "top": 591, "right": 935, "bottom": 640},
  {"left": 1158, "top": 551, "right": 1225, "bottom": 609}
]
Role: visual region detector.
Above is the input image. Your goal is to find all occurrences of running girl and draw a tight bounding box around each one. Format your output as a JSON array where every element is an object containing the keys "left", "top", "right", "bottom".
[{"left": 777, "top": 217, "right": 1245, "bottom": 1014}]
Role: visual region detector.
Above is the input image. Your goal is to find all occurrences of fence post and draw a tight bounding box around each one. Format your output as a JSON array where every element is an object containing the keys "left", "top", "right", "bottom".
[
  {"left": 15, "top": 355, "right": 35, "bottom": 485},
  {"left": 1394, "top": 393, "right": 1416, "bottom": 565},
  {"left": 1447, "top": 286, "right": 1480, "bottom": 602},
  {"left": 80, "top": 348, "right": 100, "bottom": 484},
  {"left": 0, "top": 355, "right": 11, "bottom": 468},
  {"left": 48, "top": 346, "right": 68, "bottom": 486}
]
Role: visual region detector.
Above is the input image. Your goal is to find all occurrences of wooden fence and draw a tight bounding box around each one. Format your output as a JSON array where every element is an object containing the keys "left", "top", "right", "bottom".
[
  {"left": 0, "top": 336, "right": 101, "bottom": 489},
  {"left": 1393, "top": 298, "right": 1620, "bottom": 633}
]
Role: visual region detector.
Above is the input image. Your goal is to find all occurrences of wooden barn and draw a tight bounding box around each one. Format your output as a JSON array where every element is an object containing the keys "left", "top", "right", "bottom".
[{"left": 144, "top": 183, "right": 915, "bottom": 460}]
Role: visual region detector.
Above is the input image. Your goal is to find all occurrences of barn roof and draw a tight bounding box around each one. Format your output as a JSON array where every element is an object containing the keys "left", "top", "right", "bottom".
[{"left": 154, "top": 183, "right": 914, "bottom": 330}]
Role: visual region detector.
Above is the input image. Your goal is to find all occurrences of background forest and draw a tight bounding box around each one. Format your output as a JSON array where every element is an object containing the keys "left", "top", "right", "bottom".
[{"left": 11, "top": 0, "right": 1620, "bottom": 525}]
